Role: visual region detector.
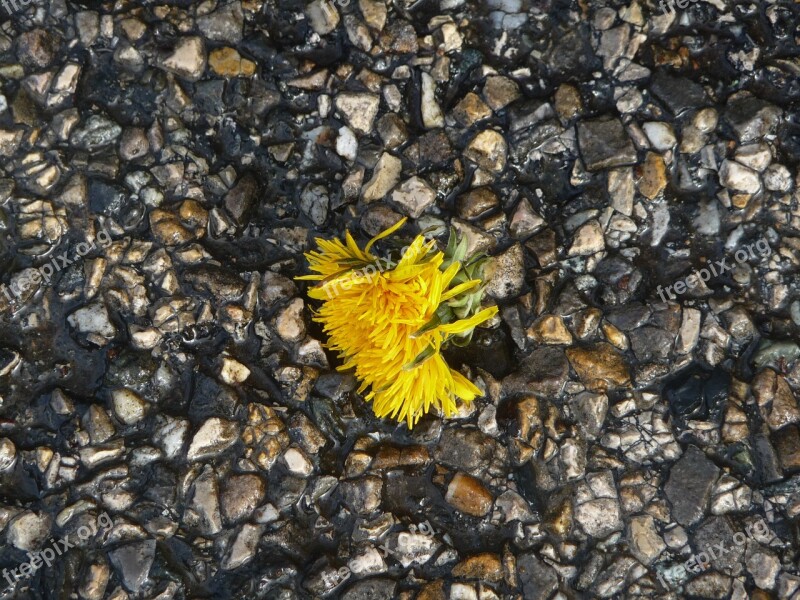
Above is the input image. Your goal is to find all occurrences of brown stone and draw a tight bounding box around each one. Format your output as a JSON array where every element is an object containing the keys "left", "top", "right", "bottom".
[
  {"left": 209, "top": 47, "right": 256, "bottom": 77},
  {"left": 554, "top": 83, "right": 582, "bottom": 121},
  {"left": 753, "top": 369, "right": 800, "bottom": 431},
  {"left": 772, "top": 425, "right": 800, "bottom": 473},
  {"left": 416, "top": 581, "right": 446, "bottom": 600},
  {"left": 149, "top": 209, "right": 196, "bottom": 246},
  {"left": 371, "top": 445, "right": 429, "bottom": 470},
  {"left": 452, "top": 93, "right": 492, "bottom": 127},
  {"left": 179, "top": 199, "right": 209, "bottom": 230},
  {"left": 637, "top": 151, "right": 667, "bottom": 200},
  {"left": 220, "top": 474, "right": 266, "bottom": 523},
  {"left": 452, "top": 553, "right": 503, "bottom": 582},
  {"left": 526, "top": 315, "right": 572, "bottom": 344},
  {"left": 456, "top": 187, "right": 499, "bottom": 219},
  {"left": 566, "top": 342, "right": 631, "bottom": 389},
  {"left": 445, "top": 472, "right": 493, "bottom": 517}
]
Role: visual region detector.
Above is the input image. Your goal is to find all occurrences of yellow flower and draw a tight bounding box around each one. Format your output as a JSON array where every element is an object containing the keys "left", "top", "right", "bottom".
[{"left": 298, "top": 219, "right": 498, "bottom": 429}]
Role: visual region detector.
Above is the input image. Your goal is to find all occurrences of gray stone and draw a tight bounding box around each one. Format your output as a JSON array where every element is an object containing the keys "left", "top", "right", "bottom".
[
  {"left": 197, "top": 2, "right": 244, "bottom": 44},
  {"left": 517, "top": 553, "right": 558, "bottom": 600},
  {"left": 665, "top": 446, "right": 720, "bottom": 526},
  {"left": 109, "top": 540, "right": 156, "bottom": 593},
  {"left": 577, "top": 117, "right": 637, "bottom": 171},
  {"left": 724, "top": 96, "right": 782, "bottom": 143},
  {"left": 650, "top": 72, "right": 708, "bottom": 115}
]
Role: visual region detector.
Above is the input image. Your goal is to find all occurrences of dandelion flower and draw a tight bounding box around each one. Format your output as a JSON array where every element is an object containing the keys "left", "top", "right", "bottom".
[{"left": 298, "top": 218, "right": 498, "bottom": 429}]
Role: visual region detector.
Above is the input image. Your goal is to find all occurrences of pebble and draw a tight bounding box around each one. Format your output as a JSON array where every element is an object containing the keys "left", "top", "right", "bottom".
[
  {"left": 391, "top": 176, "right": 436, "bottom": 218},
  {"left": 187, "top": 418, "right": 240, "bottom": 461},
  {"left": 445, "top": 472, "right": 493, "bottom": 517},
  {"left": 362, "top": 152, "right": 402, "bottom": 202},
  {"left": 464, "top": 130, "right": 507, "bottom": 174},
  {"left": 160, "top": 36, "right": 207, "bottom": 81}
]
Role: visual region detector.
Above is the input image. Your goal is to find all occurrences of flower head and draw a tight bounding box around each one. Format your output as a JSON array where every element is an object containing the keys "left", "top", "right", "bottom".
[{"left": 298, "top": 218, "right": 498, "bottom": 429}]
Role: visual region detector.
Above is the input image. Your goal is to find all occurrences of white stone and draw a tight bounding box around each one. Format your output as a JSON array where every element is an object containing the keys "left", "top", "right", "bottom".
[
  {"left": 275, "top": 298, "right": 306, "bottom": 342},
  {"left": 68, "top": 301, "right": 116, "bottom": 341},
  {"left": 569, "top": 220, "right": 605, "bottom": 256},
  {"left": 0, "top": 438, "right": 16, "bottom": 472},
  {"left": 764, "top": 164, "right": 792, "bottom": 192},
  {"left": 575, "top": 498, "right": 622, "bottom": 538},
  {"left": 734, "top": 143, "right": 772, "bottom": 172},
  {"left": 362, "top": 153, "right": 402, "bottom": 202},
  {"left": 220, "top": 357, "right": 251, "bottom": 384},
  {"left": 306, "top": 0, "right": 340, "bottom": 35},
  {"left": 8, "top": 512, "right": 52, "bottom": 551},
  {"left": 720, "top": 160, "right": 761, "bottom": 194},
  {"left": 111, "top": 389, "right": 149, "bottom": 425},
  {"left": 283, "top": 447, "right": 313, "bottom": 476},
  {"left": 223, "top": 523, "right": 264, "bottom": 570},
  {"left": 642, "top": 121, "right": 676, "bottom": 151},
  {"left": 335, "top": 93, "right": 380, "bottom": 135},
  {"left": 336, "top": 126, "right": 358, "bottom": 161},
  {"left": 154, "top": 416, "right": 189, "bottom": 459},
  {"left": 628, "top": 514, "right": 665, "bottom": 565},
  {"left": 391, "top": 176, "right": 436, "bottom": 218},
  {"left": 161, "top": 37, "right": 206, "bottom": 81},
  {"left": 187, "top": 418, "right": 239, "bottom": 461},
  {"left": 420, "top": 72, "right": 444, "bottom": 129}
]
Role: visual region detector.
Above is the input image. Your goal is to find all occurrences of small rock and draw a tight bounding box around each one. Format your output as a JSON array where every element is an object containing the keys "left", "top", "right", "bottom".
[
  {"left": 554, "top": 84, "right": 582, "bottom": 121},
  {"left": 0, "top": 438, "right": 17, "bottom": 472},
  {"left": 223, "top": 523, "right": 264, "bottom": 570},
  {"left": 566, "top": 343, "right": 630, "bottom": 389},
  {"left": 753, "top": 369, "right": 800, "bottom": 431},
  {"left": 628, "top": 514, "right": 665, "bottom": 565},
  {"left": 664, "top": 446, "right": 720, "bottom": 526},
  {"left": 276, "top": 298, "right": 306, "bottom": 343},
  {"left": 483, "top": 76, "right": 520, "bottom": 112},
  {"left": 197, "top": 1, "right": 244, "bottom": 44},
  {"left": 456, "top": 188, "right": 498, "bottom": 220},
  {"left": 391, "top": 176, "right": 436, "bottom": 218},
  {"left": 111, "top": 389, "right": 149, "bottom": 425},
  {"left": 109, "top": 540, "right": 156, "bottom": 593},
  {"left": 221, "top": 474, "right": 266, "bottom": 523},
  {"left": 464, "top": 130, "right": 507, "bottom": 173},
  {"left": 187, "top": 418, "right": 239, "bottom": 461},
  {"left": 569, "top": 220, "right": 605, "bottom": 256},
  {"left": 445, "top": 472, "right": 493, "bottom": 517},
  {"left": 7, "top": 511, "right": 52, "bottom": 551},
  {"left": 220, "top": 357, "right": 251, "bottom": 384},
  {"left": 483, "top": 244, "right": 525, "bottom": 300},
  {"left": 577, "top": 116, "right": 638, "bottom": 171},
  {"left": 160, "top": 37, "right": 207, "bottom": 81},
  {"left": 362, "top": 153, "right": 402, "bottom": 202},
  {"left": 637, "top": 152, "right": 667, "bottom": 199},
  {"left": 421, "top": 73, "right": 444, "bottom": 129},
  {"left": 335, "top": 93, "right": 380, "bottom": 135},
  {"left": 452, "top": 93, "right": 492, "bottom": 127},
  {"left": 720, "top": 160, "right": 761, "bottom": 194},
  {"left": 642, "top": 121, "right": 676, "bottom": 151},
  {"left": 208, "top": 47, "right": 256, "bottom": 78},
  {"left": 359, "top": 0, "right": 387, "bottom": 31},
  {"left": 307, "top": 0, "right": 340, "bottom": 35},
  {"left": 119, "top": 127, "right": 148, "bottom": 161}
]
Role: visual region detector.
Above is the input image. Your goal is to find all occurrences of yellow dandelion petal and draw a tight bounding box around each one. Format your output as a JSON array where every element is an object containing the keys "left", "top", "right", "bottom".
[{"left": 298, "top": 224, "right": 496, "bottom": 430}]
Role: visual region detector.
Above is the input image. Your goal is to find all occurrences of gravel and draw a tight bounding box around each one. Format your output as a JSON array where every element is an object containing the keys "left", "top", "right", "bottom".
[{"left": 0, "top": 0, "right": 799, "bottom": 598}]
